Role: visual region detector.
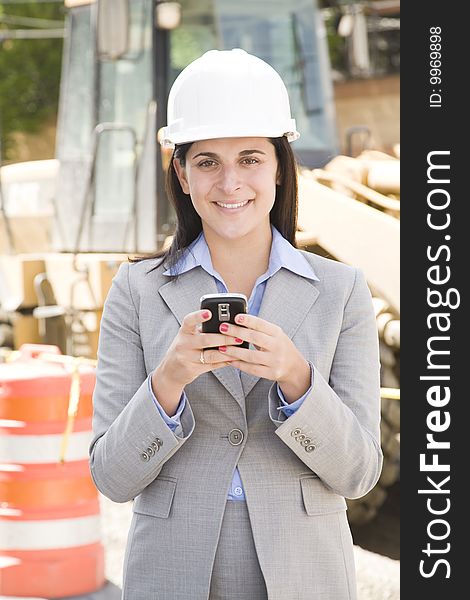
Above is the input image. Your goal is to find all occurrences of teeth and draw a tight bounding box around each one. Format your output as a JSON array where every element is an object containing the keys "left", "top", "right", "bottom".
[{"left": 216, "top": 200, "right": 249, "bottom": 209}]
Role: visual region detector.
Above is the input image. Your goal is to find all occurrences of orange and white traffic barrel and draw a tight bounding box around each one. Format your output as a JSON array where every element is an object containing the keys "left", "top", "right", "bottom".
[{"left": 0, "top": 344, "right": 105, "bottom": 598}]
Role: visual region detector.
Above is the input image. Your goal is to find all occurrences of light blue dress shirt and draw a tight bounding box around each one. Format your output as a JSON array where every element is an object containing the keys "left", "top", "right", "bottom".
[{"left": 148, "top": 224, "right": 319, "bottom": 501}]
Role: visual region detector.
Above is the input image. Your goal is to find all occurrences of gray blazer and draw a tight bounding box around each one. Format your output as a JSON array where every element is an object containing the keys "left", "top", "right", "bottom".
[{"left": 89, "top": 250, "right": 382, "bottom": 600}]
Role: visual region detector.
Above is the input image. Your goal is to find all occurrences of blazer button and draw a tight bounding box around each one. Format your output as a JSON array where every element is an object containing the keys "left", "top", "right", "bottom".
[
  {"left": 291, "top": 428, "right": 302, "bottom": 437},
  {"left": 141, "top": 451, "right": 150, "bottom": 462},
  {"left": 155, "top": 438, "right": 163, "bottom": 448},
  {"left": 151, "top": 441, "right": 159, "bottom": 451},
  {"left": 301, "top": 438, "right": 311, "bottom": 447},
  {"left": 296, "top": 434, "right": 306, "bottom": 442},
  {"left": 147, "top": 446, "right": 155, "bottom": 457},
  {"left": 305, "top": 445, "right": 316, "bottom": 453},
  {"left": 228, "top": 429, "right": 244, "bottom": 446}
]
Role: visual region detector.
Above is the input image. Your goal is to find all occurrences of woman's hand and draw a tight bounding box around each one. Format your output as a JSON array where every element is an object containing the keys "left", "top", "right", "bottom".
[
  {"left": 216, "top": 314, "right": 311, "bottom": 403},
  {"left": 155, "top": 309, "right": 243, "bottom": 389}
]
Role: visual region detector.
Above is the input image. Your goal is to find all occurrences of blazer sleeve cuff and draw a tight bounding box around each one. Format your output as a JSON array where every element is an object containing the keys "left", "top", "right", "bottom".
[
  {"left": 268, "top": 363, "right": 382, "bottom": 499},
  {"left": 89, "top": 376, "right": 195, "bottom": 502}
]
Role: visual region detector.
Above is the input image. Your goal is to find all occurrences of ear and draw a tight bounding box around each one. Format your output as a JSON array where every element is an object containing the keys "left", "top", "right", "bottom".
[{"left": 173, "top": 158, "right": 190, "bottom": 195}]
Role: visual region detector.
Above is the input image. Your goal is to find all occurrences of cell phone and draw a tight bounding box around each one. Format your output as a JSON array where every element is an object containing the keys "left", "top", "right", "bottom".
[{"left": 200, "top": 293, "right": 249, "bottom": 349}]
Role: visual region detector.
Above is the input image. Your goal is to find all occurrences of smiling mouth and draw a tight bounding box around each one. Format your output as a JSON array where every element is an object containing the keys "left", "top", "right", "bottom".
[{"left": 214, "top": 200, "right": 252, "bottom": 209}]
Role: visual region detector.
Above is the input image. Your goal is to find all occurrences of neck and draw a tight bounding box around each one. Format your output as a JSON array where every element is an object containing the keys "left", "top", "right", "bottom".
[{"left": 203, "top": 224, "right": 273, "bottom": 284}]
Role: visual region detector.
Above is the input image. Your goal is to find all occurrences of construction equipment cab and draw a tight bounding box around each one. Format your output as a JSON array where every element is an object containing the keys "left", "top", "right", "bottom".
[{"left": 53, "top": 0, "right": 338, "bottom": 254}]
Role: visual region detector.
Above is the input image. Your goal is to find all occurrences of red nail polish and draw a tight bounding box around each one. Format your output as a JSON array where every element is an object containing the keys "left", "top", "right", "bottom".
[
  {"left": 219, "top": 346, "right": 227, "bottom": 352},
  {"left": 235, "top": 338, "right": 243, "bottom": 344},
  {"left": 202, "top": 311, "right": 210, "bottom": 319},
  {"left": 219, "top": 323, "right": 229, "bottom": 332},
  {"left": 236, "top": 314, "right": 244, "bottom": 323}
]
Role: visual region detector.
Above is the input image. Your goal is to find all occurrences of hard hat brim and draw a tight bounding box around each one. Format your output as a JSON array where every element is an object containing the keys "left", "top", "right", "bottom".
[{"left": 161, "top": 123, "right": 300, "bottom": 148}]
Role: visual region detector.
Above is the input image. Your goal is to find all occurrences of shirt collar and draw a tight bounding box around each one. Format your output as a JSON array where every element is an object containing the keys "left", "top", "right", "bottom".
[{"left": 163, "top": 225, "right": 319, "bottom": 282}]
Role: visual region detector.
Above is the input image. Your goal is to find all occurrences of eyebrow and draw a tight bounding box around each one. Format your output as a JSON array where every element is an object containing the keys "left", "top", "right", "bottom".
[{"left": 192, "top": 149, "right": 267, "bottom": 160}]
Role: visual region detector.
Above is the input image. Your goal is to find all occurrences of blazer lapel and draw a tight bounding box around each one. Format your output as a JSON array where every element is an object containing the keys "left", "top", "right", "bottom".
[
  {"left": 240, "top": 269, "right": 320, "bottom": 397},
  {"left": 158, "top": 267, "right": 246, "bottom": 409}
]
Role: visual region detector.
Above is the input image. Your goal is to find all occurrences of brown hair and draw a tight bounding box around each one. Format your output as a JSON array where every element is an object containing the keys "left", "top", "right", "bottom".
[{"left": 129, "top": 136, "right": 298, "bottom": 275}]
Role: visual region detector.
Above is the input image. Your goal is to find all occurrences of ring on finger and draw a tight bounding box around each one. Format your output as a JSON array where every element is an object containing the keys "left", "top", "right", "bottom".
[{"left": 200, "top": 350, "right": 205, "bottom": 364}]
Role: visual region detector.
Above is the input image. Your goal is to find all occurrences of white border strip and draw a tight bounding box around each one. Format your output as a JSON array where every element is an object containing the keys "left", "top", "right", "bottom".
[
  {"left": 0, "top": 431, "right": 92, "bottom": 463},
  {"left": 0, "top": 515, "right": 101, "bottom": 550}
]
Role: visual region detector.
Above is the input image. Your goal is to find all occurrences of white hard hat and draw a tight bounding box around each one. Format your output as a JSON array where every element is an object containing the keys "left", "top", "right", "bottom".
[{"left": 161, "top": 49, "right": 300, "bottom": 147}]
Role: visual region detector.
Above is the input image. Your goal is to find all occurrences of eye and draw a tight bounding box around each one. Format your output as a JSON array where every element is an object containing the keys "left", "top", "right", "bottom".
[
  {"left": 197, "top": 159, "right": 217, "bottom": 168},
  {"left": 241, "top": 157, "right": 259, "bottom": 165}
]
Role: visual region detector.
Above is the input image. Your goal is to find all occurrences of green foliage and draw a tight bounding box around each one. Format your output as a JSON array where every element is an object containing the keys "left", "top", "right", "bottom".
[
  {"left": 322, "top": 11, "right": 346, "bottom": 74},
  {"left": 0, "top": 2, "right": 64, "bottom": 160}
]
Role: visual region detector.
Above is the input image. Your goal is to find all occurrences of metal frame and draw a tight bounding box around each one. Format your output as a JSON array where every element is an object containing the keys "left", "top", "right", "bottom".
[{"left": 73, "top": 122, "right": 139, "bottom": 253}]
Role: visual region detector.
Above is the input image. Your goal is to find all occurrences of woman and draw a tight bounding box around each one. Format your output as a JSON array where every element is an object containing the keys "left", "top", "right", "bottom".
[{"left": 90, "top": 49, "right": 382, "bottom": 600}]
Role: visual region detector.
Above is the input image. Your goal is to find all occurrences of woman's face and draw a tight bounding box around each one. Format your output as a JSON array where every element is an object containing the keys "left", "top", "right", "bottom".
[{"left": 173, "top": 137, "right": 278, "bottom": 243}]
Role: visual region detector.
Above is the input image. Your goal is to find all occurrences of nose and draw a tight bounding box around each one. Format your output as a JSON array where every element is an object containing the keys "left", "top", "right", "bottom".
[{"left": 216, "top": 166, "right": 242, "bottom": 195}]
